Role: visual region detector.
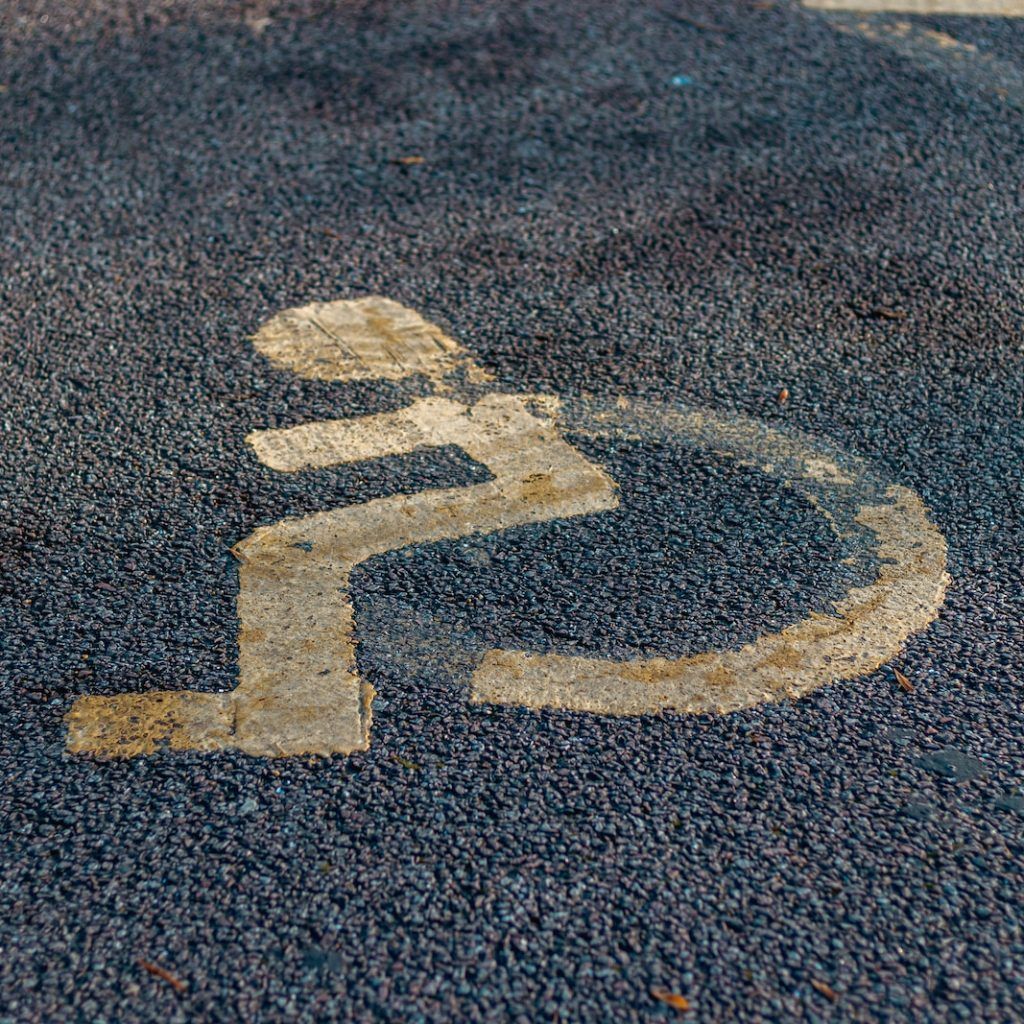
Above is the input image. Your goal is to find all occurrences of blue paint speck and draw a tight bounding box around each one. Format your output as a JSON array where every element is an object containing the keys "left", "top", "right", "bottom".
[{"left": 671, "top": 74, "right": 693, "bottom": 87}]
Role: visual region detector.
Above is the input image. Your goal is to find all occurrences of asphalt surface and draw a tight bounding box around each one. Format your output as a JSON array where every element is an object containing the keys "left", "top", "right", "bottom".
[{"left": 2, "top": 1, "right": 1024, "bottom": 1020}]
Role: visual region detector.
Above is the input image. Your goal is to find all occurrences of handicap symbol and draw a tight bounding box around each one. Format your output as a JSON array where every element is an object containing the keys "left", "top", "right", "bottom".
[{"left": 67, "top": 297, "right": 948, "bottom": 758}]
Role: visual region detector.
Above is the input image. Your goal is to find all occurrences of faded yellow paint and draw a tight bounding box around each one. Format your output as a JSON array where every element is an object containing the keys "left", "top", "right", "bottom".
[
  {"left": 824, "top": 8, "right": 1021, "bottom": 108},
  {"left": 925, "top": 29, "right": 974, "bottom": 49},
  {"left": 67, "top": 691, "right": 234, "bottom": 758},
  {"left": 251, "top": 296, "right": 489, "bottom": 383},
  {"left": 471, "top": 488, "right": 947, "bottom": 714},
  {"left": 66, "top": 297, "right": 950, "bottom": 759},
  {"left": 66, "top": 394, "right": 618, "bottom": 757},
  {"left": 798, "top": 456, "right": 855, "bottom": 486}
]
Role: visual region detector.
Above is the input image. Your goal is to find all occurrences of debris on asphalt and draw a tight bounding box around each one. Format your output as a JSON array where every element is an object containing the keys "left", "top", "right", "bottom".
[
  {"left": 138, "top": 960, "right": 187, "bottom": 994},
  {"left": 848, "top": 304, "right": 909, "bottom": 321},
  {"left": 893, "top": 667, "right": 913, "bottom": 692},
  {"left": 777, "top": 387, "right": 789, "bottom": 404},
  {"left": 670, "top": 74, "right": 693, "bottom": 87},
  {"left": 650, "top": 987, "right": 692, "bottom": 1012},
  {"left": 389, "top": 155, "right": 426, "bottom": 165},
  {"left": 811, "top": 979, "right": 839, "bottom": 1002}
]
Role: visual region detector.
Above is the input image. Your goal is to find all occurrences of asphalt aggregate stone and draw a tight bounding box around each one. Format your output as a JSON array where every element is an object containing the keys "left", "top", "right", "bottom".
[{"left": 1, "top": 1, "right": 1023, "bottom": 1022}]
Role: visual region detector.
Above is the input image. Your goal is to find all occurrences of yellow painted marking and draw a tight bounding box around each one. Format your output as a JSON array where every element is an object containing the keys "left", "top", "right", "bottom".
[
  {"left": 66, "top": 394, "right": 617, "bottom": 757},
  {"left": 251, "top": 295, "right": 489, "bottom": 384},
  {"left": 804, "top": 1, "right": 1024, "bottom": 12},
  {"left": 819, "top": 10, "right": 1024, "bottom": 109},
  {"left": 470, "top": 400, "right": 947, "bottom": 714},
  {"left": 66, "top": 298, "right": 949, "bottom": 758},
  {"left": 475, "top": 489, "right": 944, "bottom": 711}
]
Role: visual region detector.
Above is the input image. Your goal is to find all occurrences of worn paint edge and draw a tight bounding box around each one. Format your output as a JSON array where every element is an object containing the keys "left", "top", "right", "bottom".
[{"left": 470, "top": 398, "right": 949, "bottom": 715}]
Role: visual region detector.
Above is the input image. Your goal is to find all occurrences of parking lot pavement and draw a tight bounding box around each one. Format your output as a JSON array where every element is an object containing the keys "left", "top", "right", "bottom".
[{"left": 1, "top": 1, "right": 1023, "bottom": 1020}]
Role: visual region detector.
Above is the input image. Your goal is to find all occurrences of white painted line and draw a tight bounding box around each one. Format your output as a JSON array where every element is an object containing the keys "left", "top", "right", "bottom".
[
  {"left": 66, "top": 298, "right": 949, "bottom": 758},
  {"left": 804, "top": 0, "right": 1024, "bottom": 13}
]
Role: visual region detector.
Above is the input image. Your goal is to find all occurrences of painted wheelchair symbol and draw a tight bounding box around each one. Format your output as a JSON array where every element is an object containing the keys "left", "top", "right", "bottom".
[{"left": 67, "top": 297, "right": 948, "bottom": 758}]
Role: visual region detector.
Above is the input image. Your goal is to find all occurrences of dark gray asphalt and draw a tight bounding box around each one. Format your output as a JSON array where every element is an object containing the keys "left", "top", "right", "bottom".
[{"left": 2, "top": 1, "right": 1023, "bottom": 1020}]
